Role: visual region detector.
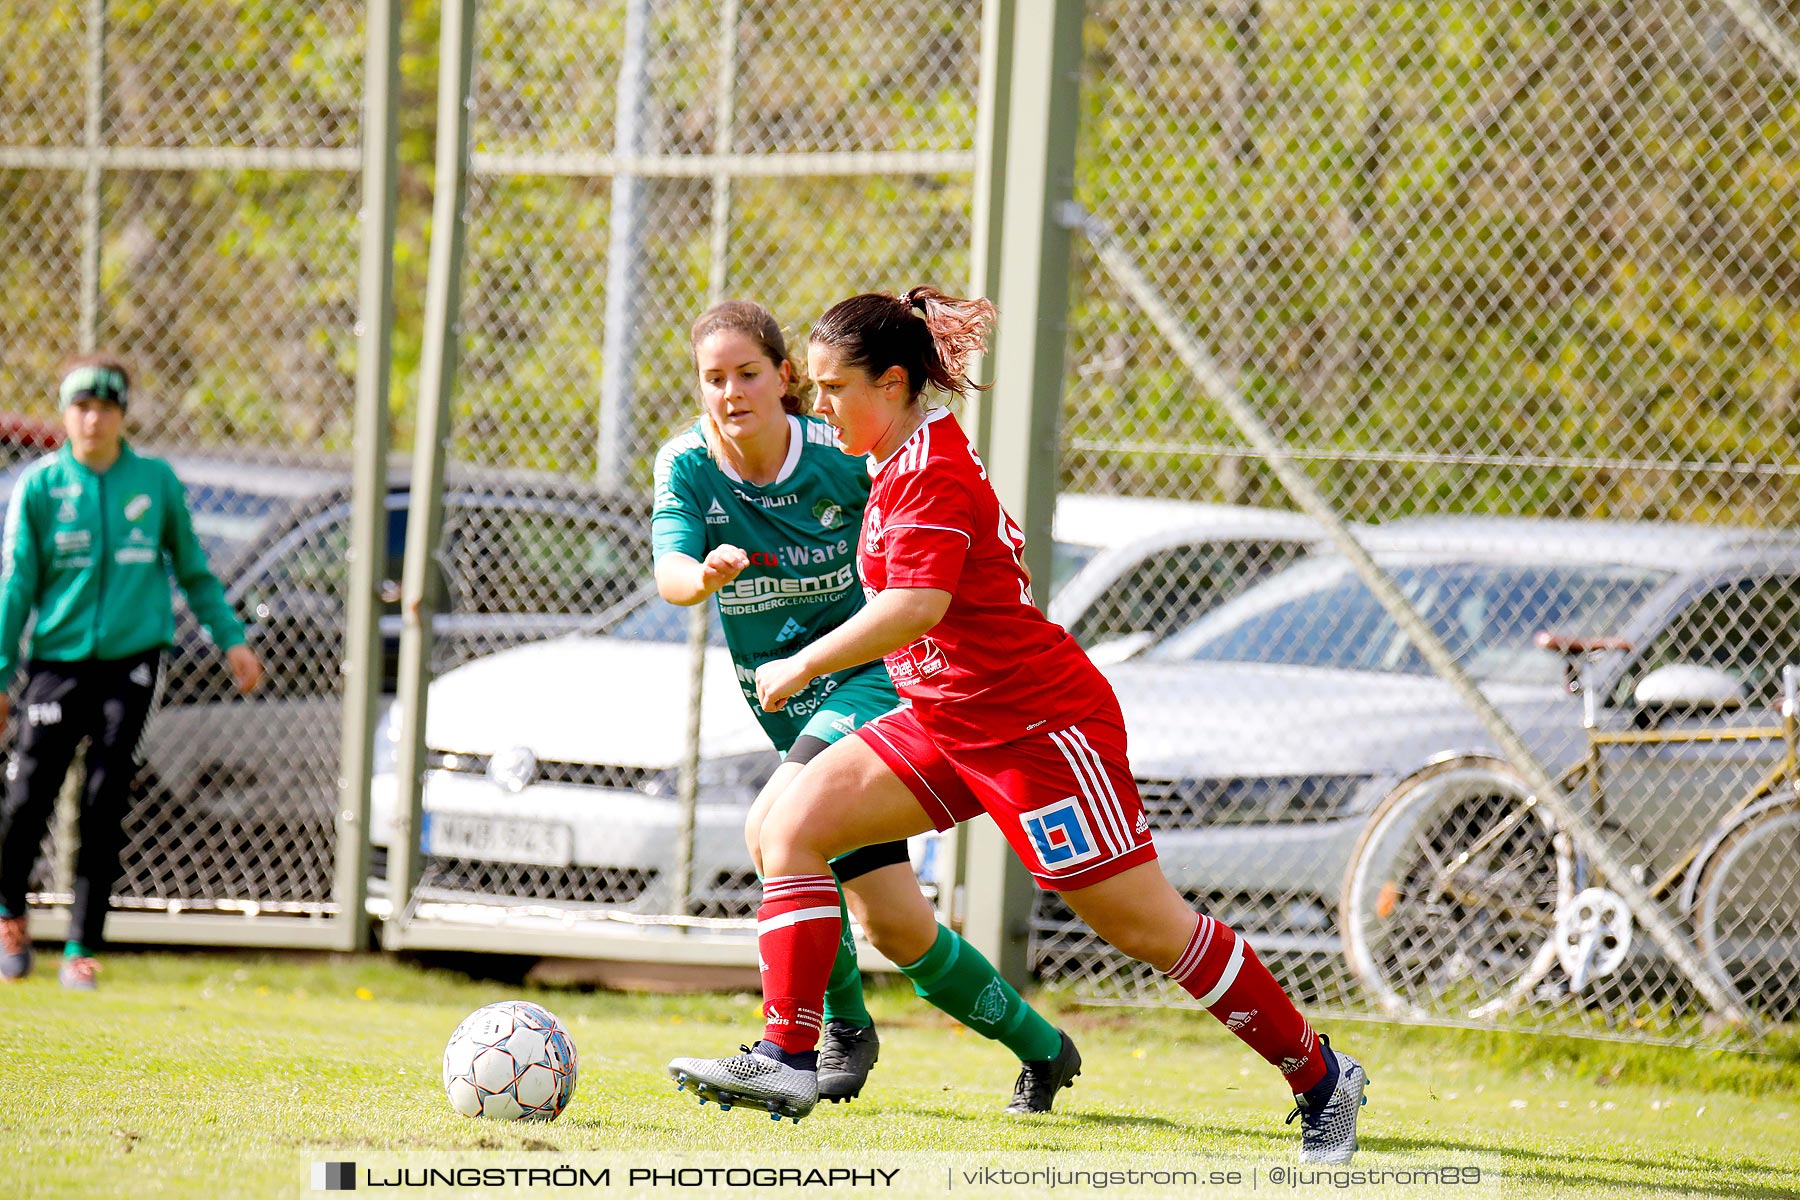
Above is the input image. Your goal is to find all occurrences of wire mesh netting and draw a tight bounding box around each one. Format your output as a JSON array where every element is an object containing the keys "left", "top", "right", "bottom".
[
  {"left": 393, "top": 0, "right": 980, "bottom": 924},
  {"left": 1, "top": 0, "right": 1795, "bottom": 1047},
  {"left": 1044, "top": 0, "right": 1800, "bottom": 1045},
  {"left": 1, "top": 1, "right": 370, "bottom": 928}
]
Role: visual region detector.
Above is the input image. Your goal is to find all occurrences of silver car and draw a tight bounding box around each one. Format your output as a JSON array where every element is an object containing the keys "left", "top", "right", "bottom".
[{"left": 1072, "top": 517, "right": 1800, "bottom": 967}]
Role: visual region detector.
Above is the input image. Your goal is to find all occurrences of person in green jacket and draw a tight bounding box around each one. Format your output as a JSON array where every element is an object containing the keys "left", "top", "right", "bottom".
[{"left": 0, "top": 355, "right": 263, "bottom": 990}]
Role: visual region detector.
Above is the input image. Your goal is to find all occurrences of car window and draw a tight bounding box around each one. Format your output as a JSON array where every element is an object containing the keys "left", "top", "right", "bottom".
[
  {"left": 238, "top": 503, "right": 444, "bottom": 616},
  {"left": 184, "top": 483, "right": 295, "bottom": 567},
  {"left": 1620, "top": 576, "right": 1800, "bottom": 708},
  {"left": 1156, "top": 559, "right": 1667, "bottom": 684},
  {"left": 1068, "top": 538, "right": 1306, "bottom": 648},
  {"left": 1049, "top": 541, "right": 1099, "bottom": 598},
  {"left": 242, "top": 509, "right": 352, "bottom": 608},
  {"left": 446, "top": 503, "right": 647, "bottom": 616}
]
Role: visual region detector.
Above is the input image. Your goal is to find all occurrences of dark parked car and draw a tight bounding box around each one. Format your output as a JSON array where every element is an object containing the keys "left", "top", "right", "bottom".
[
  {"left": 1, "top": 451, "right": 650, "bottom": 908},
  {"left": 157, "top": 456, "right": 650, "bottom": 702}
]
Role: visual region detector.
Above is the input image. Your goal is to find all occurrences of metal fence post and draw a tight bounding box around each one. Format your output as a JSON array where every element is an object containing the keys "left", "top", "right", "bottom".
[
  {"left": 332, "top": 0, "right": 402, "bottom": 953},
  {"left": 385, "top": 0, "right": 477, "bottom": 945},
  {"left": 78, "top": 0, "right": 106, "bottom": 353},
  {"left": 963, "top": 0, "right": 1085, "bottom": 985},
  {"left": 596, "top": 0, "right": 652, "bottom": 491}
]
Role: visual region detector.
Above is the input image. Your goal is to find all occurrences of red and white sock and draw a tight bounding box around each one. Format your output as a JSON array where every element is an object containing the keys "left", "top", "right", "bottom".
[
  {"left": 1164, "top": 913, "right": 1328, "bottom": 1094},
  {"left": 756, "top": 874, "right": 843, "bottom": 1055}
]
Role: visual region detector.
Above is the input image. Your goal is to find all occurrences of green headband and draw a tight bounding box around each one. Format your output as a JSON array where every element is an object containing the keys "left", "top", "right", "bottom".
[{"left": 58, "top": 365, "right": 128, "bottom": 410}]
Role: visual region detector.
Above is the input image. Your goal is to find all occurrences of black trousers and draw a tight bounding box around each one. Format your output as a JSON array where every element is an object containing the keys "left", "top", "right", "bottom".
[{"left": 0, "top": 651, "right": 161, "bottom": 950}]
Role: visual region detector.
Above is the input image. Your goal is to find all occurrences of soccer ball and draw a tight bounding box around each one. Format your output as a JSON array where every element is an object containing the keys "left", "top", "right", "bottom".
[{"left": 442, "top": 1000, "right": 578, "bottom": 1121}]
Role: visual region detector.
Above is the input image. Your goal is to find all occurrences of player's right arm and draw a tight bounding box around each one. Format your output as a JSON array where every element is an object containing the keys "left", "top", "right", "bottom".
[
  {"left": 656, "top": 545, "right": 750, "bottom": 606},
  {"left": 650, "top": 434, "right": 749, "bottom": 606}
]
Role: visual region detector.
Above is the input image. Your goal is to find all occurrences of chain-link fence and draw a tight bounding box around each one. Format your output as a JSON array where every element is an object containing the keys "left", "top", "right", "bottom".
[
  {"left": 3, "top": 0, "right": 1795, "bottom": 1047},
  {"left": 0, "top": 1, "right": 377, "bottom": 941},
  {"left": 1041, "top": 0, "right": 1800, "bottom": 1046},
  {"left": 381, "top": 0, "right": 980, "bottom": 945}
]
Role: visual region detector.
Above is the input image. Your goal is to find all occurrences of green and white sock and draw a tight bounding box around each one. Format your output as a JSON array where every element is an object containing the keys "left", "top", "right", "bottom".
[{"left": 898, "top": 924, "right": 1061, "bottom": 1061}]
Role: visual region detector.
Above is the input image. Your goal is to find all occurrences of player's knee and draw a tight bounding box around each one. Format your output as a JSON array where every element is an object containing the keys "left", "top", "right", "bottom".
[
  {"left": 758, "top": 791, "right": 831, "bottom": 861},
  {"left": 761, "top": 761, "right": 862, "bottom": 859},
  {"left": 855, "top": 907, "right": 935, "bottom": 965},
  {"left": 1090, "top": 914, "right": 1171, "bottom": 965}
]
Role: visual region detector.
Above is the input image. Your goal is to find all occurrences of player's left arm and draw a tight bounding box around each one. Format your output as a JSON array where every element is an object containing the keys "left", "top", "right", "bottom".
[{"left": 754, "top": 587, "right": 948, "bottom": 712}]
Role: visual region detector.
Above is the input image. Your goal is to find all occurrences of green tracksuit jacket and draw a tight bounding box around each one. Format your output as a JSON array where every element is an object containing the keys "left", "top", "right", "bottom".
[{"left": 0, "top": 443, "right": 246, "bottom": 681}]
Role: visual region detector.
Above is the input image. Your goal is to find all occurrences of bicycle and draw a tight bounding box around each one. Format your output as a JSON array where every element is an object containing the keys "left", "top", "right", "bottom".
[{"left": 1340, "top": 639, "right": 1800, "bottom": 1024}]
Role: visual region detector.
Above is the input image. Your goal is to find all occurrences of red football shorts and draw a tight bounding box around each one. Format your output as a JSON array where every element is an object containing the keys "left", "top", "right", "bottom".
[{"left": 856, "top": 700, "right": 1158, "bottom": 891}]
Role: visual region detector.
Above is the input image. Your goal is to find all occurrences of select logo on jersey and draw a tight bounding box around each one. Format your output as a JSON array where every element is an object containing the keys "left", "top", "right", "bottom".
[
  {"left": 57, "top": 498, "right": 77, "bottom": 523},
  {"left": 887, "top": 637, "right": 949, "bottom": 686},
  {"left": 775, "top": 617, "right": 806, "bottom": 643},
  {"left": 1023, "top": 796, "right": 1104, "bottom": 871},
  {"left": 705, "top": 498, "right": 729, "bottom": 525}
]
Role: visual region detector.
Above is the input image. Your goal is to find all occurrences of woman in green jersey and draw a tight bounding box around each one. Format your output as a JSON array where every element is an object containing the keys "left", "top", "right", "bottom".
[
  {"left": 651, "top": 301, "right": 1077, "bottom": 1112},
  {"left": 0, "top": 353, "right": 264, "bottom": 991}
]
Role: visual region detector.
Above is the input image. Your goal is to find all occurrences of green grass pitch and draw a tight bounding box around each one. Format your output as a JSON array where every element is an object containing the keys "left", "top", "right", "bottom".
[{"left": 1, "top": 951, "right": 1796, "bottom": 1198}]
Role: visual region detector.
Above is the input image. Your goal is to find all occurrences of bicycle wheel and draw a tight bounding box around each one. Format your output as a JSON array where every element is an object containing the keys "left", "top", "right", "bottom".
[
  {"left": 1692, "top": 798, "right": 1800, "bottom": 1024},
  {"left": 1342, "top": 757, "right": 1573, "bottom": 1018}
]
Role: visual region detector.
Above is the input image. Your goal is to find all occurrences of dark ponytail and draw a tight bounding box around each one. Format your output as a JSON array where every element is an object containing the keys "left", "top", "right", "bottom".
[{"left": 810, "top": 287, "right": 996, "bottom": 402}]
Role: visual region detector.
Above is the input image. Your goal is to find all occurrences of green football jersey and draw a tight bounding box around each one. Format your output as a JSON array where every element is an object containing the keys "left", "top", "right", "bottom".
[{"left": 652, "top": 415, "right": 878, "bottom": 744}]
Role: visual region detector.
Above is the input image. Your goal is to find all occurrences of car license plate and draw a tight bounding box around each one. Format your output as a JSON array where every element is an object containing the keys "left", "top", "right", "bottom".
[{"left": 429, "top": 815, "right": 572, "bottom": 867}]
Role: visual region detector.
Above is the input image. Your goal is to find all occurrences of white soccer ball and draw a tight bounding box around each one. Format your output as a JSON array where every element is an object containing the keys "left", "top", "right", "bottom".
[{"left": 442, "top": 1000, "right": 578, "bottom": 1122}]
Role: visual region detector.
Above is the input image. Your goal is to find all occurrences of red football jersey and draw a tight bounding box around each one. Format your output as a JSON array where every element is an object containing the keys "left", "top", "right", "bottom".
[{"left": 860, "top": 408, "right": 1115, "bottom": 749}]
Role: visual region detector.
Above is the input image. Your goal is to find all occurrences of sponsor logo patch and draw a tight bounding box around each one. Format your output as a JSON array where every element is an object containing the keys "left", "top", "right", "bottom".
[
  {"left": 124, "top": 494, "right": 151, "bottom": 522},
  {"left": 1022, "top": 796, "right": 1104, "bottom": 871}
]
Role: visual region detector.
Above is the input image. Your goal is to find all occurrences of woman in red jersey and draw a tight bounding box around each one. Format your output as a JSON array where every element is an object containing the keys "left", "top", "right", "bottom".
[{"left": 669, "top": 288, "right": 1367, "bottom": 1164}]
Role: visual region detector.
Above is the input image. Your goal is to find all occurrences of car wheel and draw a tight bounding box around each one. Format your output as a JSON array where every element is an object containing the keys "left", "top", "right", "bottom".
[
  {"left": 1690, "top": 798, "right": 1800, "bottom": 1024},
  {"left": 1341, "top": 756, "right": 1573, "bottom": 1019}
]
